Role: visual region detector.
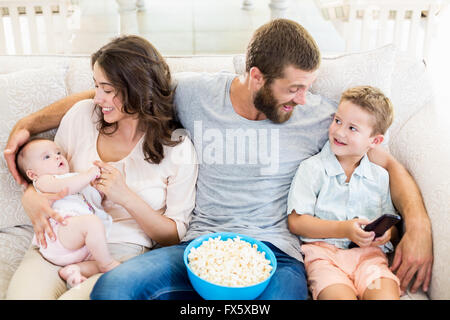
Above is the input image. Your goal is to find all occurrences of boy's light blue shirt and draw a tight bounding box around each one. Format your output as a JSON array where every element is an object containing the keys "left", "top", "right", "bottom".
[{"left": 287, "top": 140, "right": 398, "bottom": 252}]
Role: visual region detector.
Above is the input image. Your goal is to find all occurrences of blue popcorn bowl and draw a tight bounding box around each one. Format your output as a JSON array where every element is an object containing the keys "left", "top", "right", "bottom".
[{"left": 183, "top": 232, "right": 277, "bottom": 300}]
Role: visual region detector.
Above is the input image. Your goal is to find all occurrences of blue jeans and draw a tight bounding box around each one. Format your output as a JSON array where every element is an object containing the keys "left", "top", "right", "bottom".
[{"left": 90, "top": 241, "right": 308, "bottom": 300}]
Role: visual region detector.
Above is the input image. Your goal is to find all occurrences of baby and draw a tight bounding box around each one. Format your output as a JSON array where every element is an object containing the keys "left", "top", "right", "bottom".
[
  {"left": 16, "top": 138, "right": 119, "bottom": 287},
  {"left": 287, "top": 86, "right": 401, "bottom": 300}
]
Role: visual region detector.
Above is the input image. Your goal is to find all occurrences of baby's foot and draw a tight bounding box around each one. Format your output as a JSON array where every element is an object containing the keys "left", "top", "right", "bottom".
[
  {"left": 59, "top": 265, "right": 87, "bottom": 288},
  {"left": 98, "top": 259, "right": 120, "bottom": 273}
]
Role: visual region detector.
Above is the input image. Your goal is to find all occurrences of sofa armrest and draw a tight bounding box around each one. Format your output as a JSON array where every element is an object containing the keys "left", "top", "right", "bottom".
[
  {"left": 0, "top": 226, "right": 33, "bottom": 299},
  {"left": 389, "top": 104, "right": 450, "bottom": 300}
]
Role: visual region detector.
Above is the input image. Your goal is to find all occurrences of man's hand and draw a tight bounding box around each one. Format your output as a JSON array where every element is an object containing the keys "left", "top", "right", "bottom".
[
  {"left": 4, "top": 127, "right": 31, "bottom": 186},
  {"left": 369, "top": 144, "right": 433, "bottom": 295},
  {"left": 391, "top": 223, "right": 433, "bottom": 294},
  {"left": 22, "top": 186, "right": 68, "bottom": 248}
]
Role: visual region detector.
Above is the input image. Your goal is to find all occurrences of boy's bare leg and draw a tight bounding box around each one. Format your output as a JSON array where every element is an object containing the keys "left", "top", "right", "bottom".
[
  {"left": 362, "top": 278, "right": 400, "bottom": 300},
  {"left": 317, "top": 284, "right": 358, "bottom": 300},
  {"left": 57, "top": 215, "right": 120, "bottom": 286}
]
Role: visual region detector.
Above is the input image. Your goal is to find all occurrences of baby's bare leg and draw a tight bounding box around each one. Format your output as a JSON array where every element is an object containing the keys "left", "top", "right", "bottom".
[
  {"left": 59, "top": 261, "right": 101, "bottom": 287},
  {"left": 59, "top": 265, "right": 87, "bottom": 287},
  {"left": 57, "top": 215, "right": 119, "bottom": 275}
]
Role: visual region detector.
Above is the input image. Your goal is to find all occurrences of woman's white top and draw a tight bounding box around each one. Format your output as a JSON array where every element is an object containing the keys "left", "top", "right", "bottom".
[{"left": 54, "top": 99, "right": 198, "bottom": 248}]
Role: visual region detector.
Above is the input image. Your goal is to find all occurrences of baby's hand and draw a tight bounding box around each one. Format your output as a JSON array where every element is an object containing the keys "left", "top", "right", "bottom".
[
  {"left": 344, "top": 218, "right": 375, "bottom": 248},
  {"left": 88, "top": 166, "right": 101, "bottom": 182}
]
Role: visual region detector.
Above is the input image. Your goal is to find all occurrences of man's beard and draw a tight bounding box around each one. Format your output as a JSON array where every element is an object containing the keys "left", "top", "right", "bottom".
[{"left": 253, "top": 84, "right": 294, "bottom": 124}]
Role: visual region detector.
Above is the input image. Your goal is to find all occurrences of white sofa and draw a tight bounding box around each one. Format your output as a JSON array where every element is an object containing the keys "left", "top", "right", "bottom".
[{"left": 0, "top": 45, "right": 449, "bottom": 300}]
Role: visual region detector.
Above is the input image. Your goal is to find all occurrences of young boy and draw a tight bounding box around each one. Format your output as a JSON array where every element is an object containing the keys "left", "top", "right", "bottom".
[
  {"left": 287, "top": 86, "right": 401, "bottom": 300},
  {"left": 16, "top": 138, "right": 119, "bottom": 287}
]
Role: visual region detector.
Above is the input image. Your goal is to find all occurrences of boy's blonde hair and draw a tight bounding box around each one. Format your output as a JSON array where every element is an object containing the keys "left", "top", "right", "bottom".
[{"left": 340, "top": 86, "right": 394, "bottom": 135}]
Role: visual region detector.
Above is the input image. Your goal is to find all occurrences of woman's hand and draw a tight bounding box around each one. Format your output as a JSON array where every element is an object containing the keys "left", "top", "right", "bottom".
[
  {"left": 87, "top": 166, "right": 101, "bottom": 182},
  {"left": 92, "top": 161, "right": 132, "bottom": 206},
  {"left": 22, "top": 186, "right": 68, "bottom": 248},
  {"left": 343, "top": 218, "right": 375, "bottom": 248}
]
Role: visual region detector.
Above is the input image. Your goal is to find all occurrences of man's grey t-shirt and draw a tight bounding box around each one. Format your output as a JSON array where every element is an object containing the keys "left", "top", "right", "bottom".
[{"left": 173, "top": 71, "right": 336, "bottom": 262}]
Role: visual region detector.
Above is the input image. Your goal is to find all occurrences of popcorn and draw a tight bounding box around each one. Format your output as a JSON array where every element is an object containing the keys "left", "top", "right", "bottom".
[{"left": 188, "top": 236, "right": 273, "bottom": 287}]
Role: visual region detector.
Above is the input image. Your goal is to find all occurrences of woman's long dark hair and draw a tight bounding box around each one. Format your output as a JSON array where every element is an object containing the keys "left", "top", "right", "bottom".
[{"left": 91, "top": 35, "right": 181, "bottom": 164}]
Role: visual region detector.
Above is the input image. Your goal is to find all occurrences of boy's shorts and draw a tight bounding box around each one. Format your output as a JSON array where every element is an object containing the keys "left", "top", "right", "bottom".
[{"left": 301, "top": 242, "right": 400, "bottom": 299}]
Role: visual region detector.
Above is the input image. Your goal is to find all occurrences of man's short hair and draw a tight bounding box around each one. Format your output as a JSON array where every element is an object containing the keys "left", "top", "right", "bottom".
[
  {"left": 340, "top": 86, "right": 394, "bottom": 135},
  {"left": 245, "top": 19, "right": 321, "bottom": 83}
]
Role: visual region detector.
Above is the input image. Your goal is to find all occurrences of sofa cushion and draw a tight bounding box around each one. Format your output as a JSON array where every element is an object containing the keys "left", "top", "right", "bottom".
[
  {"left": 0, "top": 66, "right": 68, "bottom": 229},
  {"left": 65, "top": 58, "right": 94, "bottom": 95},
  {"left": 166, "top": 55, "right": 235, "bottom": 74},
  {"left": 0, "top": 225, "right": 33, "bottom": 299},
  {"left": 390, "top": 104, "right": 450, "bottom": 300},
  {"left": 310, "top": 44, "right": 396, "bottom": 105},
  {"left": 0, "top": 56, "right": 71, "bottom": 75},
  {"left": 388, "top": 54, "right": 432, "bottom": 138},
  {"left": 64, "top": 55, "right": 236, "bottom": 95}
]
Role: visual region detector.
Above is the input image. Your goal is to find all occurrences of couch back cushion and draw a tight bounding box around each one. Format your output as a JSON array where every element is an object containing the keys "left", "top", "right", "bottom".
[
  {"left": 166, "top": 55, "right": 235, "bottom": 74},
  {"left": 311, "top": 45, "right": 396, "bottom": 104},
  {"left": 0, "top": 66, "right": 68, "bottom": 229},
  {"left": 63, "top": 55, "right": 236, "bottom": 95},
  {"left": 388, "top": 55, "right": 432, "bottom": 138}
]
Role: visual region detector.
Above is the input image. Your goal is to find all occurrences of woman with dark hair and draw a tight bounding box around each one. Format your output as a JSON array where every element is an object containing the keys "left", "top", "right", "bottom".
[{"left": 6, "top": 36, "right": 198, "bottom": 299}]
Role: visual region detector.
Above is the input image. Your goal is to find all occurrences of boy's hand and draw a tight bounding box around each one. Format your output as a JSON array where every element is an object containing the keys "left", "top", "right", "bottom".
[
  {"left": 371, "top": 227, "right": 392, "bottom": 247},
  {"left": 344, "top": 218, "right": 375, "bottom": 248},
  {"left": 4, "top": 128, "right": 31, "bottom": 186}
]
